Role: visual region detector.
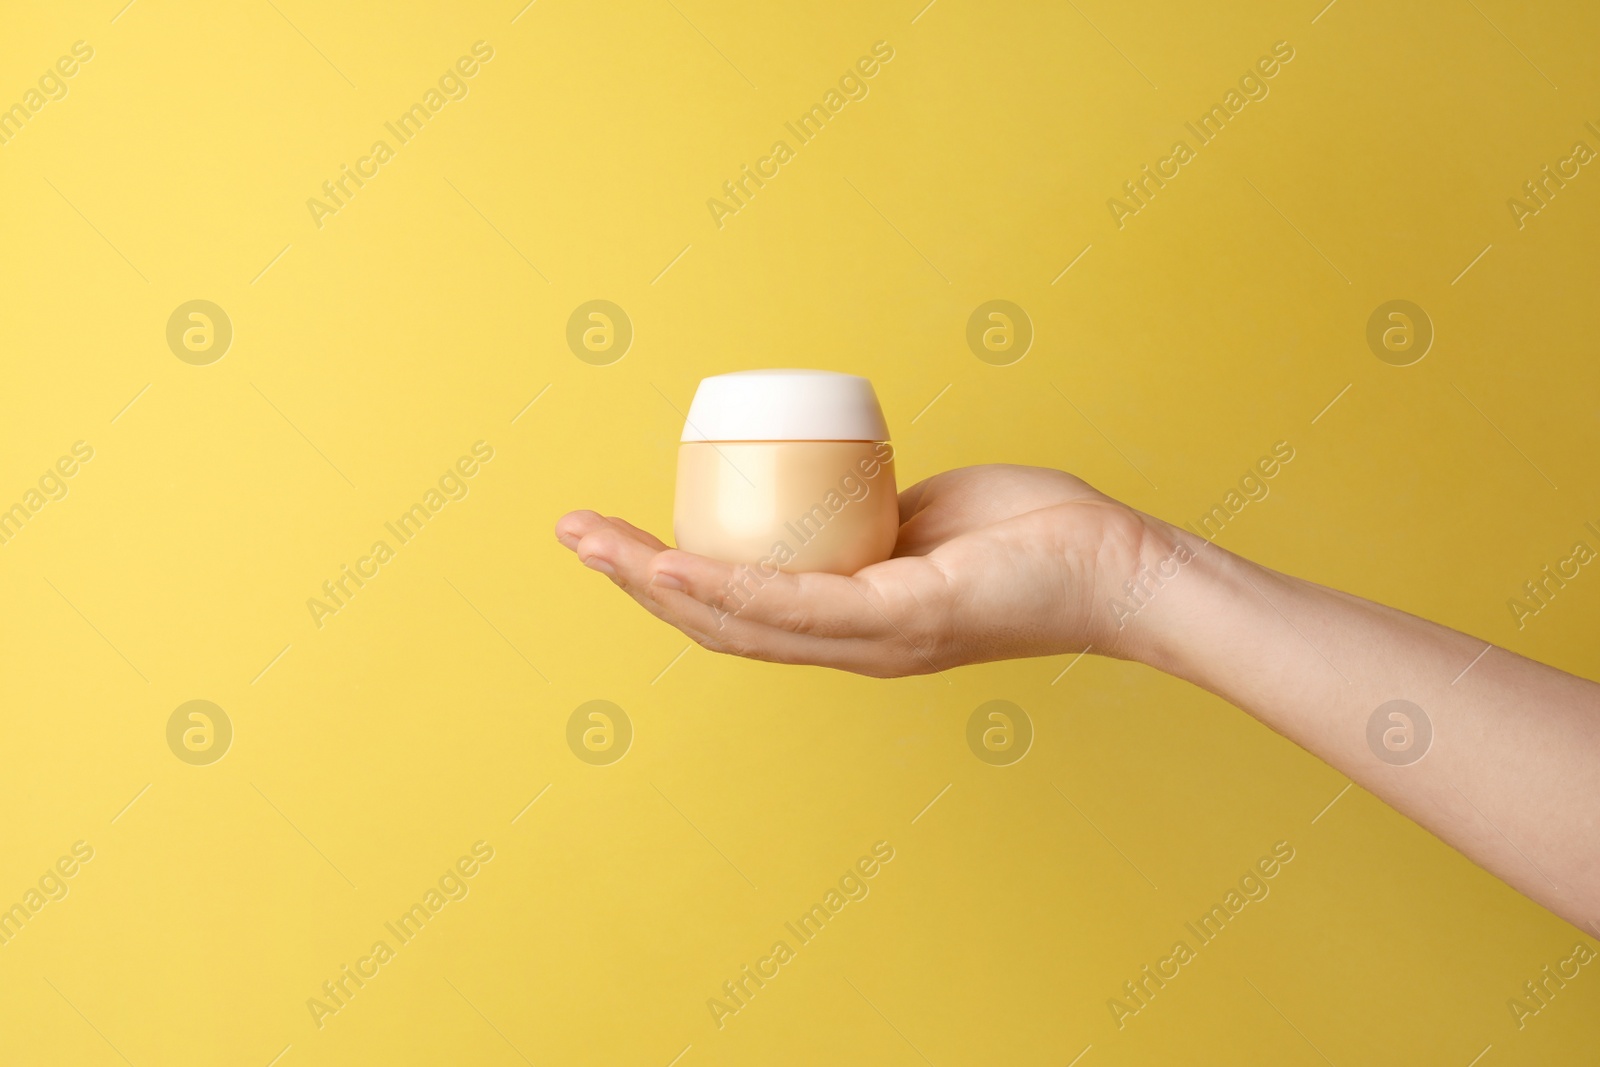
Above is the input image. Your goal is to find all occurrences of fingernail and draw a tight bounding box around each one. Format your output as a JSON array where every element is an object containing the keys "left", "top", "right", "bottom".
[
  {"left": 652, "top": 572, "right": 686, "bottom": 592},
  {"left": 556, "top": 532, "right": 579, "bottom": 550},
  {"left": 583, "top": 556, "right": 615, "bottom": 576}
]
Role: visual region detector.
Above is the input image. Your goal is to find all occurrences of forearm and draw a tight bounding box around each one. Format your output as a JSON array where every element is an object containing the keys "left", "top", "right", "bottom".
[{"left": 1118, "top": 518, "right": 1600, "bottom": 930}]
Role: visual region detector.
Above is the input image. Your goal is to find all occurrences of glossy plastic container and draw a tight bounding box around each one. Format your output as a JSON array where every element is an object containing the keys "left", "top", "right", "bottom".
[{"left": 673, "top": 370, "right": 898, "bottom": 575}]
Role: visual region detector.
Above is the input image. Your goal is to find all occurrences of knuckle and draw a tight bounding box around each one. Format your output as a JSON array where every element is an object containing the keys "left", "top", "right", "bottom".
[
  {"left": 689, "top": 578, "right": 737, "bottom": 615},
  {"left": 766, "top": 600, "right": 817, "bottom": 634},
  {"left": 719, "top": 633, "right": 758, "bottom": 659},
  {"left": 687, "top": 628, "right": 728, "bottom": 654}
]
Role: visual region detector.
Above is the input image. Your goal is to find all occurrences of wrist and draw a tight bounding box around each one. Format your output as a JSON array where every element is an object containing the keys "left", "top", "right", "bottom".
[{"left": 1094, "top": 514, "right": 1239, "bottom": 670}]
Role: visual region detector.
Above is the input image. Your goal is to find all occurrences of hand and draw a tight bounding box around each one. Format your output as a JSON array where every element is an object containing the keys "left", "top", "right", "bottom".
[
  {"left": 559, "top": 463, "right": 1600, "bottom": 929},
  {"left": 555, "top": 464, "right": 1163, "bottom": 677}
]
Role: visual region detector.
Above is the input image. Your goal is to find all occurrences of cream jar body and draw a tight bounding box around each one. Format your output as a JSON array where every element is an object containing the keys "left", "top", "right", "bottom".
[
  {"left": 672, "top": 371, "right": 899, "bottom": 576},
  {"left": 675, "top": 440, "right": 897, "bottom": 575}
]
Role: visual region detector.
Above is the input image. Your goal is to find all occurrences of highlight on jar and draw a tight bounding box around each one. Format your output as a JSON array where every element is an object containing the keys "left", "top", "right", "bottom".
[{"left": 673, "top": 370, "right": 899, "bottom": 576}]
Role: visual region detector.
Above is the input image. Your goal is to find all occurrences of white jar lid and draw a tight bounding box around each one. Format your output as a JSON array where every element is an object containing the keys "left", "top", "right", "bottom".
[{"left": 680, "top": 369, "right": 891, "bottom": 442}]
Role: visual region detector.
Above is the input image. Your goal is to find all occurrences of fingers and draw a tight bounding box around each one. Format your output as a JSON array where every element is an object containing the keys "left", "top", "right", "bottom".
[
  {"left": 554, "top": 509, "right": 607, "bottom": 550},
  {"left": 641, "top": 551, "right": 948, "bottom": 676},
  {"left": 558, "top": 510, "right": 903, "bottom": 641},
  {"left": 558, "top": 511, "right": 768, "bottom": 641},
  {"left": 647, "top": 549, "right": 893, "bottom": 640},
  {"left": 556, "top": 510, "right": 677, "bottom": 624},
  {"left": 555, "top": 510, "right": 945, "bottom": 676},
  {"left": 644, "top": 574, "right": 937, "bottom": 677},
  {"left": 603, "top": 515, "right": 671, "bottom": 552},
  {"left": 897, "top": 476, "right": 937, "bottom": 524}
]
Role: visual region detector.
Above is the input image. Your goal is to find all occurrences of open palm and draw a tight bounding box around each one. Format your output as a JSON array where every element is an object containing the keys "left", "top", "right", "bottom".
[{"left": 556, "top": 464, "right": 1156, "bottom": 676}]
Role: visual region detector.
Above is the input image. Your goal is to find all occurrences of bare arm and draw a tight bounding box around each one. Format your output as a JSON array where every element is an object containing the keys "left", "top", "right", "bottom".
[
  {"left": 557, "top": 464, "right": 1600, "bottom": 929},
  {"left": 1132, "top": 522, "right": 1600, "bottom": 930}
]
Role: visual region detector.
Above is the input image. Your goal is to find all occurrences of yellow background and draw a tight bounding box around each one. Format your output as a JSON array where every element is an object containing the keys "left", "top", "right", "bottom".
[{"left": 3, "top": 0, "right": 1598, "bottom": 1063}]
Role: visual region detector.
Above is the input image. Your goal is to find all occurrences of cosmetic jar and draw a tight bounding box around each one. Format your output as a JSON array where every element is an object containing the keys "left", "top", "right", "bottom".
[{"left": 673, "top": 370, "right": 898, "bottom": 575}]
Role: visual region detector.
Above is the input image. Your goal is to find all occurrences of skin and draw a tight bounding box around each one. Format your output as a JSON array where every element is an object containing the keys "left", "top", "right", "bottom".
[{"left": 557, "top": 464, "right": 1600, "bottom": 932}]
